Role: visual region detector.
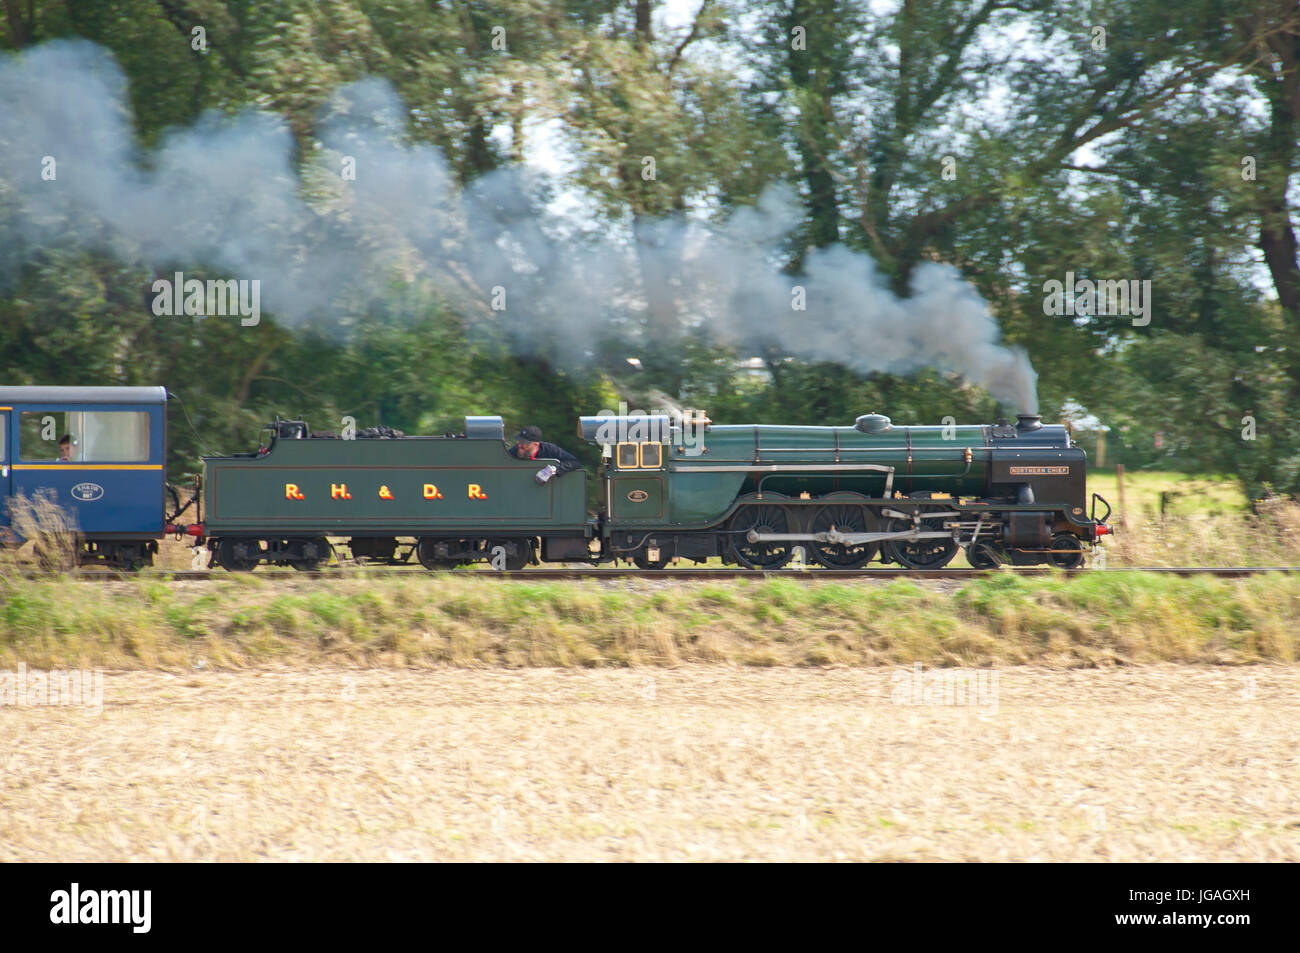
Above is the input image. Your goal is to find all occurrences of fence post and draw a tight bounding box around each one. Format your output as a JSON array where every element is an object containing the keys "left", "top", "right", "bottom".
[{"left": 1115, "top": 463, "right": 1129, "bottom": 565}]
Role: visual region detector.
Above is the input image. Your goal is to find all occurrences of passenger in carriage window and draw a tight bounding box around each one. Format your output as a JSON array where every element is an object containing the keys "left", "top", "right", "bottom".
[{"left": 58, "top": 434, "right": 76, "bottom": 461}]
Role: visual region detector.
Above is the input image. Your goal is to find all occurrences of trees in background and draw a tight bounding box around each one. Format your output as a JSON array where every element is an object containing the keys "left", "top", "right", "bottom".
[{"left": 1, "top": 0, "right": 1297, "bottom": 495}]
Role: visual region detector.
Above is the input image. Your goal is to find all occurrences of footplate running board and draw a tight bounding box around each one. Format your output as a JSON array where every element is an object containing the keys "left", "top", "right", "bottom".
[{"left": 746, "top": 528, "right": 955, "bottom": 546}]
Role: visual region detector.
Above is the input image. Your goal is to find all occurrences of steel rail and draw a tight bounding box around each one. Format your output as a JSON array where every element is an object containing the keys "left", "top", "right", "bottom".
[{"left": 42, "top": 566, "right": 1300, "bottom": 581}]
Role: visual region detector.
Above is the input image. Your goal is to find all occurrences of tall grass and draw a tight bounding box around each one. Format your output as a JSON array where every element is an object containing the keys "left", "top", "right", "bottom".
[
  {"left": 0, "top": 491, "right": 79, "bottom": 572},
  {"left": 1103, "top": 499, "right": 1300, "bottom": 568}
]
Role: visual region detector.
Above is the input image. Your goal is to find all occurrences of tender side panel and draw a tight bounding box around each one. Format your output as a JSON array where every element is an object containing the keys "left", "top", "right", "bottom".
[{"left": 205, "top": 437, "right": 588, "bottom": 533}]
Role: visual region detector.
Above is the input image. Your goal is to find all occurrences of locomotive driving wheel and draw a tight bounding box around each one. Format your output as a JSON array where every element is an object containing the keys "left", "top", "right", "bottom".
[
  {"left": 810, "top": 503, "right": 879, "bottom": 570},
  {"left": 883, "top": 508, "right": 959, "bottom": 570},
  {"left": 727, "top": 504, "right": 795, "bottom": 570}
]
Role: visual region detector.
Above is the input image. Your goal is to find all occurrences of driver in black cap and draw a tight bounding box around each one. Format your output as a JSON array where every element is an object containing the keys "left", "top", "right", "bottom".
[{"left": 509, "top": 425, "right": 582, "bottom": 479}]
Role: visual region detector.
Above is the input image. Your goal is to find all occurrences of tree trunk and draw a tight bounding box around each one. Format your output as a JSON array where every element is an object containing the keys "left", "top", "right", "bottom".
[
  {"left": 1255, "top": 25, "right": 1300, "bottom": 394},
  {"left": 786, "top": 0, "right": 841, "bottom": 260},
  {"left": 3, "top": 0, "right": 29, "bottom": 46},
  {"left": 635, "top": 0, "right": 653, "bottom": 46}
]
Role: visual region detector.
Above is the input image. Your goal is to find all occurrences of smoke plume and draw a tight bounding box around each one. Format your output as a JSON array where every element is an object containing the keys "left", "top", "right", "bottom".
[{"left": 0, "top": 40, "right": 1037, "bottom": 413}]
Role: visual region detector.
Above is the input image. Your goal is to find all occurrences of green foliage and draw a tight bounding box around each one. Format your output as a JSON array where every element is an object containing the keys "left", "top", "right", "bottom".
[{"left": 1, "top": 1, "right": 1297, "bottom": 494}]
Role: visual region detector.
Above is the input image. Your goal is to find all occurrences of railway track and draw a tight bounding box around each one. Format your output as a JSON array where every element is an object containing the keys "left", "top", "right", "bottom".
[{"left": 44, "top": 565, "right": 1300, "bottom": 581}]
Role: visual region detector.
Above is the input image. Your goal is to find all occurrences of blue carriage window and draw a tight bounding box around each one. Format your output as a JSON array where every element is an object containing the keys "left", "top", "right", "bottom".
[
  {"left": 19, "top": 411, "right": 67, "bottom": 460},
  {"left": 20, "top": 411, "right": 149, "bottom": 462}
]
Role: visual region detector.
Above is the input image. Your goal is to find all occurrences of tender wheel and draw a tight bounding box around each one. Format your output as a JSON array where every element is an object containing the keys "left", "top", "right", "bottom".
[
  {"left": 728, "top": 504, "right": 794, "bottom": 570},
  {"left": 884, "top": 510, "right": 959, "bottom": 570},
  {"left": 291, "top": 537, "right": 330, "bottom": 571},
  {"left": 1048, "top": 533, "right": 1086, "bottom": 569},
  {"left": 417, "top": 538, "right": 460, "bottom": 570},
  {"left": 966, "top": 541, "right": 1005, "bottom": 569},
  {"left": 218, "top": 537, "right": 262, "bottom": 572},
  {"left": 632, "top": 553, "right": 669, "bottom": 570},
  {"left": 810, "top": 504, "right": 879, "bottom": 569},
  {"left": 486, "top": 538, "right": 532, "bottom": 571}
]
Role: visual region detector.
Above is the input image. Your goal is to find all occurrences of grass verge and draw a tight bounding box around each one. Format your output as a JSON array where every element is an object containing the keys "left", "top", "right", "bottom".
[{"left": 1, "top": 570, "right": 1296, "bottom": 670}]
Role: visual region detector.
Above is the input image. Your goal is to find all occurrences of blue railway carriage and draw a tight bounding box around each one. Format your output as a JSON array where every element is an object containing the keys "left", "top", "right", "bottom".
[{"left": 0, "top": 386, "right": 168, "bottom": 569}]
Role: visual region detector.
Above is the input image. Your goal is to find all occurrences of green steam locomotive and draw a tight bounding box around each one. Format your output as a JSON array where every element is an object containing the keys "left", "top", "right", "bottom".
[{"left": 199, "top": 411, "right": 1111, "bottom": 571}]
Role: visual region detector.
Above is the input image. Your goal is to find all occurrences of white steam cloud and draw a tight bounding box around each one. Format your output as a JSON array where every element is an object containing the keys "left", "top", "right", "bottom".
[{"left": 0, "top": 40, "right": 1037, "bottom": 413}]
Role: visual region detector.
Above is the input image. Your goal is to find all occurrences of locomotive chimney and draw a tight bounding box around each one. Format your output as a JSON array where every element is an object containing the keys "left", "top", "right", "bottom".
[{"left": 1016, "top": 413, "right": 1042, "bottom": 432}]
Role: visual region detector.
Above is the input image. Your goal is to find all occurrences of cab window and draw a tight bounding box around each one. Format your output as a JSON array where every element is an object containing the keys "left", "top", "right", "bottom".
[
  {"left": 616, "top": 442, "right": 639, "bottom": 469},
  {"left": 20, "top": 410, "right": 150, "bottom": 462},
  {"left": 639, "top": 442, "right": 662, "bottom": 468}
]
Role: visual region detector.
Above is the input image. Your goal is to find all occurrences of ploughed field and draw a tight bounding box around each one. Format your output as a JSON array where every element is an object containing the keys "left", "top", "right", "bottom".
[
  {"left": 2, "top": 667, "right": 1297, "bottom": 862},
  {"left": 3, "top": 567, "right": 1297, "bottom": 861}
]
